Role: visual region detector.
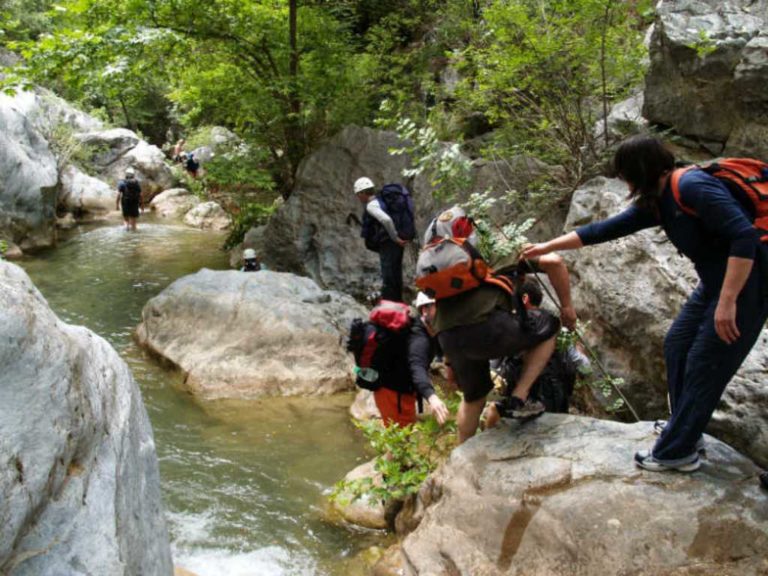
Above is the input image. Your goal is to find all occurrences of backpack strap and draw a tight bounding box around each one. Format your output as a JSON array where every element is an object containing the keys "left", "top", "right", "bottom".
[
  {"left": 670, "top": 166, "right": 698, "bottom": 216},
  {"left": 483, "top": 273, "right": 516, "bottom": 296}
]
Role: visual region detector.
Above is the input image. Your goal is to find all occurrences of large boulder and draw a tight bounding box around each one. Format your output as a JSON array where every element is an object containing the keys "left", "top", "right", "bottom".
[
  {"left": 263, "top": 125, "right": 561, "bottom": 298},
  {"left": 564, "top": 176, "right": 768, "bottom": 466},
  {"left": 0, "top": 91, "right": 60, "bottom": 250},
  {"left": 59, "top": 164, "right": 116, "bottom": 215},
  {"left": 77, "top": 129, "right": 175, "bottom": 197},
  {"left": 135, "top": 269, "right": 367, "bottom": 399},
  {"left": 395, "top": 414, "right": 767, "bottom": 576},
  {"left": 0, "top": 262, "right": 172, "bottom": 576},
  {"left": 183, "top": 201, "right": 231, "bottom": 231},
  {"left": 644, "top": 0, "right": 768, "bottom": 158},
  {"left": 150, "top": 188, "right": 200, "bottom": 219}
]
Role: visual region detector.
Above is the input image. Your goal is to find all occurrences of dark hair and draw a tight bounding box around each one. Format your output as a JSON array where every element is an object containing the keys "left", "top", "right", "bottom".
[
  {"left": 520, "top": 278, "right": 543, "bottom": 307},
  {"left": 612, "top": 136, "right": 675, "bottom": 210}
]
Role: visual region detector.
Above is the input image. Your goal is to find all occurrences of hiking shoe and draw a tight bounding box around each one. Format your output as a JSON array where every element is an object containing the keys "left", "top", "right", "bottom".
[
  {"left": 634, "top": 449, "right": 700, "bottom": 473},
  {"left": 507, "top": 396, "right": 546, "bottom": 419},
  {"left": 652, "top": 420, "right": 706, "bottom": 453}
]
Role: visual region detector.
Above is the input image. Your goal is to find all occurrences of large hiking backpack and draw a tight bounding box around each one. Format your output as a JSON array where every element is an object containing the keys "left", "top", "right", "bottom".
[
  {"left": 361, "top": 183, "right": 416, "bottom": 251},
  {"left": 346, "top": 300, "right": 413, "bottom": 392},
  {"left": 415, "top": 206, "right": 514, "bottom": 300},
  {"left": 671, "top": 159, "right": 768, "bottom": 240},
  {"left": 119, "top": 179, "right": 141, "bottom": 202}
]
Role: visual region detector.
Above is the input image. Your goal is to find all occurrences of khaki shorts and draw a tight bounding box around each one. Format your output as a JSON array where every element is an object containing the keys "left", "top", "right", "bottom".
[{"left": 437, "top": 308, "right": 560, "bottom": 402}]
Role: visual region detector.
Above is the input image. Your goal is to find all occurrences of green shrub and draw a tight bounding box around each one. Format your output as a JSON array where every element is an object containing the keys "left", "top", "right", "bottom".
[
  {"left": 223, "top": 201, "right": 276, "bottom": 251},
  {"left": 332, "top": 394, "right": 459, "bottom": 505}
]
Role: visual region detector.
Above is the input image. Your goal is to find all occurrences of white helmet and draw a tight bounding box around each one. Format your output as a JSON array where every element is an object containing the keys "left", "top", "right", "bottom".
[
  {"left": 125, "top": 167, "right": 136, "bottom": 178},
  {"left": 243, "top": 248, "right": 257, "bottom": 259},
  {"left": 414, "top": 291, "right": 436, "bottom": 310},
  {"left": 353, "top": 177, "right": 375, "bottom": 195}
]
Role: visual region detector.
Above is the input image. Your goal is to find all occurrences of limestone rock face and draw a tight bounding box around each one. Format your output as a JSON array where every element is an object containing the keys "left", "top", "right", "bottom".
[
  {"left": 565, "top": 176, "right": 768, "bottom": 467},
  {"left": 399, "top": 414, "right": 768, "bottom": 576},
  {"left": 150, "top": 188, "right": 200, "bottom": 219},
  {"left": 135, "top": 269, "right": 366, "bottom": 399},
  {"left": 59, "top": 164, "right": 116, "bottom": 215},
  {"left": 644, "top": 0, "right": 768, "bottom": 158},
  {"left": 0, "top": 262, "right": 172, "bottom": 576},
  {"left": 263, "top": 125, "right": 562, "bottom": 298},
  {"left": 0, "top": 91, "right": 59, "bottom": 250},
  {"left": 263, "top": 126, "right": 431, "bottom": 297},
  {"left": 183, "top": 201, "right": 231, "bottom": 231}
]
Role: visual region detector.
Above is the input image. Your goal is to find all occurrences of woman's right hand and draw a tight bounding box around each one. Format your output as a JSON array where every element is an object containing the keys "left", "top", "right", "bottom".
[{"left": 521, "top": 242, "right": 551, "bottom": 260}]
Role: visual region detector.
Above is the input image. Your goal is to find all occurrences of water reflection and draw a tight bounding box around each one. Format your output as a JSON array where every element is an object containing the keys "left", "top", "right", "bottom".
[{"left": 19, "top": 218, "right": 378, "bottom": 575}]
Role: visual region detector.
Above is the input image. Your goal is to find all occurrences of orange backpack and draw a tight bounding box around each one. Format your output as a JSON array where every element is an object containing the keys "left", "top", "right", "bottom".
[
  {"left": 415, "top": 236, "right": 515, "bottom": 300},
  {"left": 671, "top": 158, "right": 768, "bottom": 241}
]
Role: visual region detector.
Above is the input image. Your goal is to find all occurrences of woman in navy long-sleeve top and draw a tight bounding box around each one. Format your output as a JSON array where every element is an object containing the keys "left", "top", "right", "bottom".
[{"left": 522, "top": 135, "right": 768, "bottom": 472}]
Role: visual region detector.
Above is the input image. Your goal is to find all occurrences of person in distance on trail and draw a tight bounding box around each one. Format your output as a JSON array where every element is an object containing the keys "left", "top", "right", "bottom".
[
  {"left": 240, "top": 248, "right": 263, "bottom": 272},
  {"left": 354, "top": 176, "right": 414, "bottom": 302},
  {"left": 115, "top": 167, "right": 143, "bottom": 231},
  {"left": 523, "top": 135, "right": 768, "bottom": 473}
]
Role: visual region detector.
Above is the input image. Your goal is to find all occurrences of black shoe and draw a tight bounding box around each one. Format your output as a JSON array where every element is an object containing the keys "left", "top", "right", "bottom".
[{"left": 507, "top": 396, "right": 546, "bottom": 419}]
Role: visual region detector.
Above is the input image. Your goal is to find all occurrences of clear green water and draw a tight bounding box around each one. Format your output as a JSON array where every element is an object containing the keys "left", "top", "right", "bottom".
[{"left": 19, "top": 218, "right": 382, "bottom": 576}]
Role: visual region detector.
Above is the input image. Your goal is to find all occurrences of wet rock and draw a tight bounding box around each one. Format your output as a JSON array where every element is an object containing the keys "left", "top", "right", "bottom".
[
  {"left": 329, "top": 460, "right": 387, "bottom": 530},
  {"left": 150, "top": 188, "right": 200, "bottom": 219},
  {"left": 400, "top": 414, "right": 767, "bottom": 575},
  {"left": 135, "top": 269, "right": 366, "bottom": 399},
  {"left": 0, "top": 261, "right": 172, "bottom": 575},
  {"left": 183, "top": 201, "right": 231, "bottom": 231},
  {"left": 565, "top": 176, "right": 768, "bottom": 467}
]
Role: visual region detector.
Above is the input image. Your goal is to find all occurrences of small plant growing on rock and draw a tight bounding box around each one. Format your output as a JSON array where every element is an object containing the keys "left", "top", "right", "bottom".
[
  {"left": 0, "top": 240, "right": 7, "bottom": 259},
  {"left": 332, "top": 394, "right": 459, "bottom": 507}
]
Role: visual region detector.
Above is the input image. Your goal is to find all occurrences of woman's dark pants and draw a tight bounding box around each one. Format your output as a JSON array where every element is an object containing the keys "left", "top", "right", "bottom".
[{"left": 655, "top": 267, "right": 768, "bottom": 461}]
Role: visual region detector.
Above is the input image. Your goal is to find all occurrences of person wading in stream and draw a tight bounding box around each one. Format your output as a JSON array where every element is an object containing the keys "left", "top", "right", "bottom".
[
  {"left": 116, "top": 167, "right": 143, "bottom": 231},
  {"left": 523, "top": 135, "right": 768, "bottom": 473}
]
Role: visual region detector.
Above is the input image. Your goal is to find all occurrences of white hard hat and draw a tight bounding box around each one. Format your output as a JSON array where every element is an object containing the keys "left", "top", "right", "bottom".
[
  {"left": 125, "top": 167, "right": 136, "bottom": 177},
  {"left": 243, "top": 248, "right": 257, "bottom": 259},
  {"left": 414, "top": 292, "right": 436, "bottom": 310},
  {"left": 353, "top": 177, "right": 375, "bottom": 195}
]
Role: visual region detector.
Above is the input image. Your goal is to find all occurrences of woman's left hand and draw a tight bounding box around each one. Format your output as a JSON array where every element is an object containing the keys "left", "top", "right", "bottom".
[{"left": 714, "top": 297, "right": 740, "bottom": 344}]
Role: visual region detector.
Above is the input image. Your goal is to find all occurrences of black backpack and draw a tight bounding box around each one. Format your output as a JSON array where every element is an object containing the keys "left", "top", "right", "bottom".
[
  {"left": 346, "top": 302, "right": 413, "bottom": 393},
  {"left": 498, "top": 351, "right": 575, "bottom": 414},
  {"left": 119, "top": 179, "right": 141, "bottom": 202},
  {"left": 360, "top": 183, "right": 416, "bottom": 251}
]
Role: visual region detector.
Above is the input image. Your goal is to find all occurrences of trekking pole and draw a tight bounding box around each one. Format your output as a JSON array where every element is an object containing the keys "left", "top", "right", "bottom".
[{"left": 527, "top": 271, "right": 641, "bottom": 422}]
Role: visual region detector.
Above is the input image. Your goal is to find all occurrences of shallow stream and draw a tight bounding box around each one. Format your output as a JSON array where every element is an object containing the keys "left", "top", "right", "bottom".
[{"left": 19, "top": 218, "right": 381, "bottom": 576}]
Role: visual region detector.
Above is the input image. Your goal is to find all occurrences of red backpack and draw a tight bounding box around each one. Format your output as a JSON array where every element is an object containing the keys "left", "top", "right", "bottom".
[
  {"left": 345, "top": 301, "right": 412, "bottom": 392},
  {"left": 671, "top": 158, "right": 768, "bottom": 241}
]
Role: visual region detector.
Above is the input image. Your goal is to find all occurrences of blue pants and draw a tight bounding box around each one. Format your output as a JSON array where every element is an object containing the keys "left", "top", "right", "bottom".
[
  {"left": 655, "top": 266, "right": 768, "bottom": 460},
  {"left": 379, "top": 241, "right": 404, "bottom": 302}
]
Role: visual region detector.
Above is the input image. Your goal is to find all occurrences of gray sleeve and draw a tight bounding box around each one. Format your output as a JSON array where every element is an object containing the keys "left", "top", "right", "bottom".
[{"left": 366, "top": 199, "right": 399, "bottom": 241}]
